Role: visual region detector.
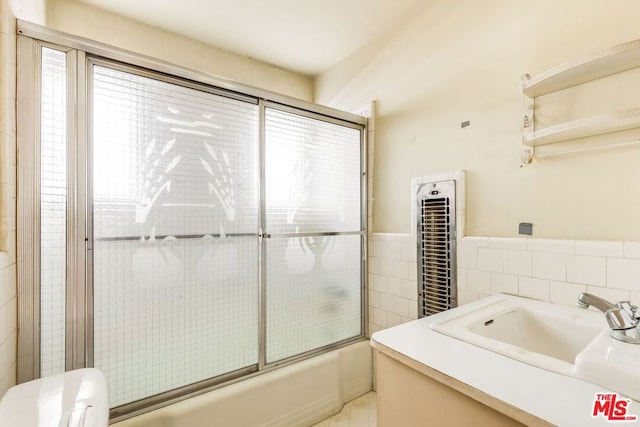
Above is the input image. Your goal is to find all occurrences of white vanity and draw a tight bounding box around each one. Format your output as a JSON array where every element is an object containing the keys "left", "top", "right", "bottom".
[{"left": 371, "top": 294, "right": 640, "bottom": 426}]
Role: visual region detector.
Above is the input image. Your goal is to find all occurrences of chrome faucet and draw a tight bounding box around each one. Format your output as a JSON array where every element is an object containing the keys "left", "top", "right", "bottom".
[{"left": 577, "top": 293, "right": 640, "bottom": 344}]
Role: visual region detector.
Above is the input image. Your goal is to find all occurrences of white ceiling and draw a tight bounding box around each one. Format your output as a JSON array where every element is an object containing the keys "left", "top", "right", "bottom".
[{"left": 75, "top": 0, "right": 426, "bottom": 75}]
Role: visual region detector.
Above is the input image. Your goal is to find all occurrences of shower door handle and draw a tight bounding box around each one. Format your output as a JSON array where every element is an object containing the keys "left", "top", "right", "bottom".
[{"left": 258, "top": 228, "right": 271, "bottom": 244}]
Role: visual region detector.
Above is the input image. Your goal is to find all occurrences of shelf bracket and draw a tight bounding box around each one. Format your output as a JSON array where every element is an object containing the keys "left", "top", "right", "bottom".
[{"left": 521, "top": 74, "right": 535, "bottom": 166}]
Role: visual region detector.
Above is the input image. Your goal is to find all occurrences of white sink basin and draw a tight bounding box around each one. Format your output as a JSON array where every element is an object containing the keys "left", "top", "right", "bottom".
[
  {"left": 468, "top": 306, "right": 601, "bottom": 364},
  {"left": 430, "top": 294, "right": 640, "bottom": 401}
]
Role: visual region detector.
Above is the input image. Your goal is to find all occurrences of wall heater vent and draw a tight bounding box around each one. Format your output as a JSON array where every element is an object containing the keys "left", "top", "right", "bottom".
[{"left": 416, "top": 180, "right": 457, "bottom": 317}]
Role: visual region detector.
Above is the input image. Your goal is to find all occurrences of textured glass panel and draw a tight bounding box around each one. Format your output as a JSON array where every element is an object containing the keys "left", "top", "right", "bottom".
[
  {"left": 266, "top": 235, "right": 362, "bottom": 363},
  {"left": 93, "top": 238, "right": 258, "bottom": 405},
  {"left": 265, "top": 109, "right": 361, "bottom": 233},
  {"left": 92, "top": 65, "right": 259, "bottom": 407},
  {"left": 40, "top": 47, "right": 67, "bottom": 377}
]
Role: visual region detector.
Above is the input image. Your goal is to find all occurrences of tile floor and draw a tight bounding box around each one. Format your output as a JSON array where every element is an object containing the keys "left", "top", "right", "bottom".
[{"left": 312, "top": 391, "right": 377, "bottom": 426}]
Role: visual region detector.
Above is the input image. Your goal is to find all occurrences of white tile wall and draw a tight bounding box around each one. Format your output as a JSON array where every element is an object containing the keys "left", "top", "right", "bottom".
[
  {"left": 607, "top": 258, "right": 640, "bottom": 290},
  {"left": 576, "top": 240, "right": 623, "bottom": 258},
  {"left": 477, "top": 248, "right": 503, "bottom": 273},
  {"left": 504, "top": 249, "right": 531, "bottom": 276},
  {"left": 490, "top": 273, "right": 518, "bottom": 295},
  {"left": 0, "top": 0, "right": 17, "bottom": 398},
  {"left": 549, "top": 281, "right": 587, "bottom": 306},
  {"left": 367, "top": 234, "right": 417, "bottom": 336},
  {"left": 458, "top": 236, "right": 640, "bottom": 309},
  {"left": 532, "top": 252, "right": 566, "bottom": 281},
  {"left": 527, "top": 238, "right": 575, "bottom": 254},
  {"left": 467, "top": 270, "right": 491, "bottom": 294},
  {"left": 368, "top": 233, "right": 640, "bottom": 337},
  {"left": 457, "top": 246, "right": 478, "bottom": 269},
  {"left": 566, "top": 255, "right": 605, "bottom": 286},
  {"left": 365, "top": 101, "right": 375, "bottom": 237},
  {"left": 518, "top": 277, "right": 550, "bottom": 301},
  {"left": 624, "top": 242, "right": 640, "bottom": 259}
]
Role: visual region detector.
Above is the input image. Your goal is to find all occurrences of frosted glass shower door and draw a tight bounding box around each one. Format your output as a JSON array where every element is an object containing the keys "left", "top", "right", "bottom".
[
  {"left": 91, "top": 63, "right": 259, "bottom": 407},
  {"left": 264, "top": 107, "right": 363, "bottom": 364}
]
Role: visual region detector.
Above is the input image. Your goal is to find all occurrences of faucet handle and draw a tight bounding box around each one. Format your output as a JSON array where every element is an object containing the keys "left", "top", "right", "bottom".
[
  {"left": 617, "top": 301, "right": 638, "bottom": 317},
  {"left": 612, "top": 302, "right": 639, "bottom": 328}
]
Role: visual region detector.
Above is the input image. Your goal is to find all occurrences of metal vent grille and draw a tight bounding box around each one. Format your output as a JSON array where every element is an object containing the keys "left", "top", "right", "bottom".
[{"left": 416, "top": 181, "right": 456, "bottom": 317}]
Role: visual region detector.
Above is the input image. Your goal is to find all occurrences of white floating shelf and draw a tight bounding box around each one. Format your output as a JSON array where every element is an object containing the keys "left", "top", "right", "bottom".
[
  {"left": 523, "top": 39, "right": 640, "bottom": 97},
  {"left": 523, "top": 107, "right": 640, "bottom": 146}
]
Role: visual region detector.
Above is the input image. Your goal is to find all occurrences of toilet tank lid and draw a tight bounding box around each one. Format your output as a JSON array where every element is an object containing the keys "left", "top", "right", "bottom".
[{"left": 0, "top": 368, "right": 109, "bottom": 427}]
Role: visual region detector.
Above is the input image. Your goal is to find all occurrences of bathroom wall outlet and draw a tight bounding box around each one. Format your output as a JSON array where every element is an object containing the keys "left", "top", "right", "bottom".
[{"left": 519, "top": 222, "right": 533, "bottom": 236}]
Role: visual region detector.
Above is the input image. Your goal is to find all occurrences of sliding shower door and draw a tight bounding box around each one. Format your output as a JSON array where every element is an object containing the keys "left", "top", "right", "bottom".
[
  {"left": 90, "top": 62, "right": 260, "bottom": 406},
  {"left": 19, "top": 33, "right": 366, "bottom": 416},
  {"left": 264, "top": 107, "right": 363, "bottom": 364}
]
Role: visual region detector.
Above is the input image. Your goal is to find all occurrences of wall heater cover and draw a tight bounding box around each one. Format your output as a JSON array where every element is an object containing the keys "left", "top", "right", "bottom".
[{"left": 415, "top": 180, "right": 457, "bottom": 318}]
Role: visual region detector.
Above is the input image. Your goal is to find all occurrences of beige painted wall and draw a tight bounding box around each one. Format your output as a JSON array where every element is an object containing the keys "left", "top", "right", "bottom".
[
  {"left": 315, "top": 0, "right": 640, "bottom": 241},
  {"left": 46, "top": 0, "right": 313, "bottom": 101}
]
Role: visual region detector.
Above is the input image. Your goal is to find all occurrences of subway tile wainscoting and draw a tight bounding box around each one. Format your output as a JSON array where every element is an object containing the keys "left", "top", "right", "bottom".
[
  {"left": 368, "top": 233, "right": 419, "bottom": 335},
  {"left": 367, "top": 234, "right": 640, "bottom": 335}
]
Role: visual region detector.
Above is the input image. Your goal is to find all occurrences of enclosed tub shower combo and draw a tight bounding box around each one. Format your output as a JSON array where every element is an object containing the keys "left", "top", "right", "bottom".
[{"left": 15, "top": 21, "right": 369, "bottom": 422}]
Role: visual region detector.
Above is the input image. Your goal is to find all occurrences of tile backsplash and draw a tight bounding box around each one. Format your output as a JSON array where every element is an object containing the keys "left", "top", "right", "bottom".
[
  {"left": 367, "top": 234, "right": 640, "bottom": 335},
  {"left": 367, "top": 233, "right": 418, "bottom": 336},
  {"left": 459, "top": 236, "right": 640, "bottom": 307}
]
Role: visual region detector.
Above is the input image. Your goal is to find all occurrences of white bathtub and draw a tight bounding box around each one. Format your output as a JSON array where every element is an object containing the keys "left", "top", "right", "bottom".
[{"left": 113, "top": 340, "right": 373, "bottom": 427}]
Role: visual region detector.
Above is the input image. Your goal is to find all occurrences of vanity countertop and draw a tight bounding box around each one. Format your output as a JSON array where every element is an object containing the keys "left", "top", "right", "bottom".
[{"left": 371, "top": 295, "right": 640, "bottom": 427}]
